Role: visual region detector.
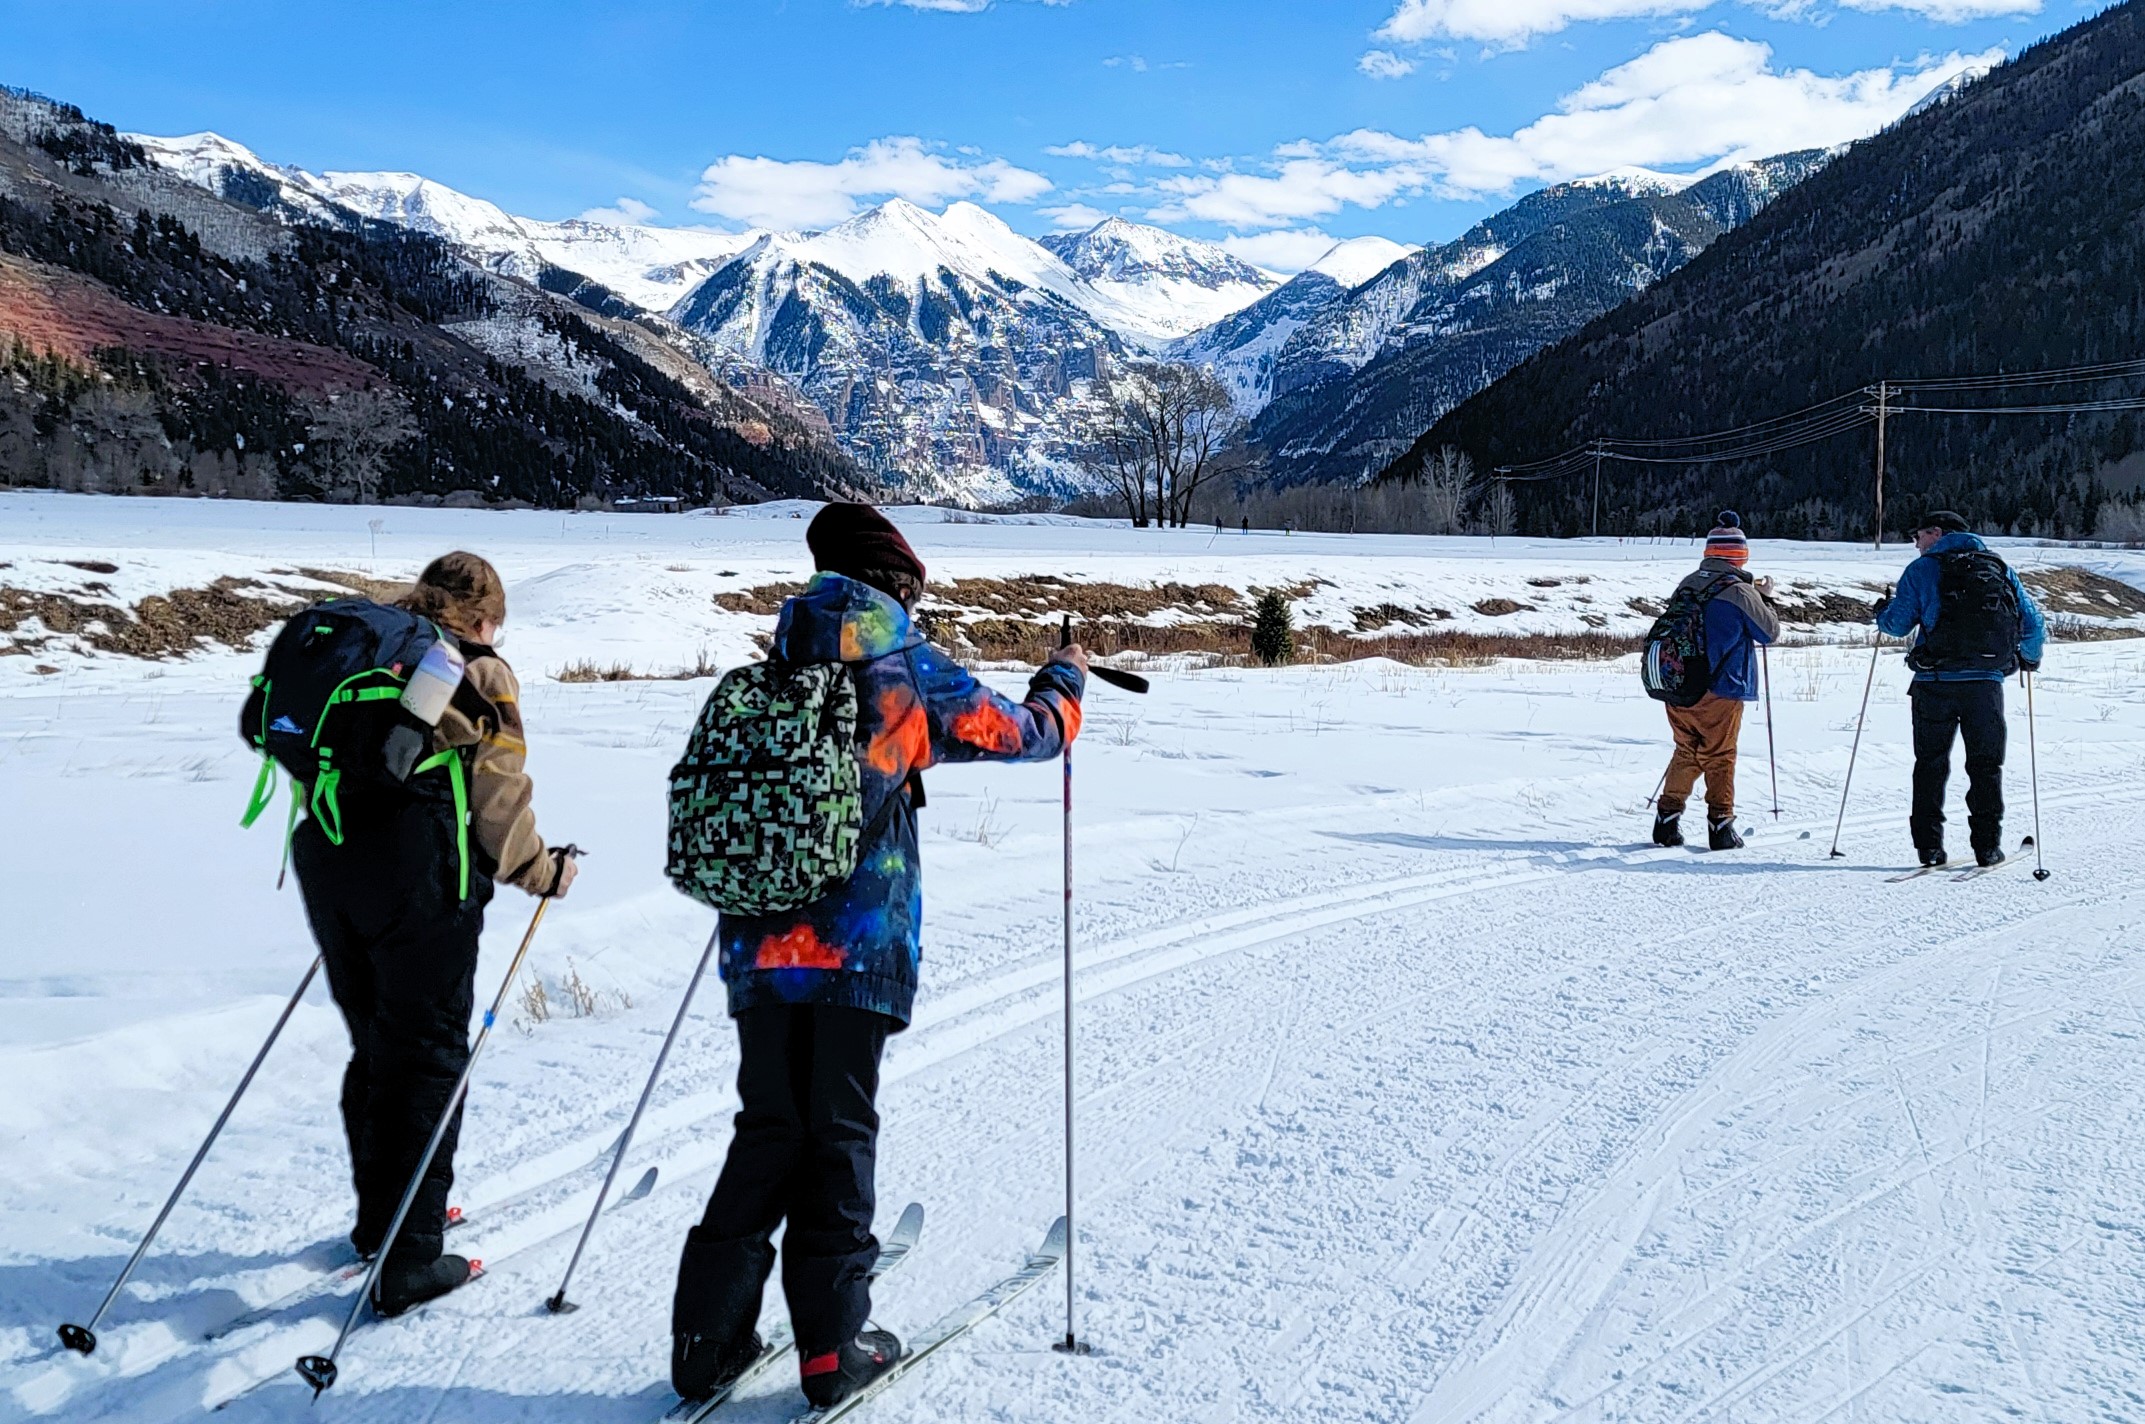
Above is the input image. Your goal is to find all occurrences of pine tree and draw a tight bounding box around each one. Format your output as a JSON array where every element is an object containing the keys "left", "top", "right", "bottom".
[{"left": 1251, "top": 590, "right": 1294, "bottom": 667}]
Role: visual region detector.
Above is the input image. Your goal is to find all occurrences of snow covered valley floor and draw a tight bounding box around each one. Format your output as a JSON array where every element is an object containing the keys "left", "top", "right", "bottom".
[{"left": 4, "top": 494, "right": 2144, "bottom": 1423}]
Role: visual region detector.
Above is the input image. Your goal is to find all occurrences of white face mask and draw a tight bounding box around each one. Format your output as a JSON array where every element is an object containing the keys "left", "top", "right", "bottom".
[{"left": 487, "top": 625, "right": 507, "bottom": 651}]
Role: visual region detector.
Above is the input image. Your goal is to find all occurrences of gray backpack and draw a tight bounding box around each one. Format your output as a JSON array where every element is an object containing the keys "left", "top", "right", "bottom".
[{"left": 666, "top": 661, "right": 864, "bottom": 915}]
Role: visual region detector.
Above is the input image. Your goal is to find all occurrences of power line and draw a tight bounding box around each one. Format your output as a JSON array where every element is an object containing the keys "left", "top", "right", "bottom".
[{"left": 1493, "top": 353, "right": 2145, "bottom": 480}]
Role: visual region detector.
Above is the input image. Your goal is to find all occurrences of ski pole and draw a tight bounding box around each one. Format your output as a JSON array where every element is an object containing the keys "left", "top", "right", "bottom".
[
  {"left": 544, "top": 924, "right": 717, "bottom": 1314},
  {"left": 1761, "top": 645, "right": 1781, "bottom": 818},
  {"left": 2026, "top": 670, "right": 2049, "bottom": 881},
  {"left": 1828, "top": 617, "right": 1886, "bottom": 859},
  {"left": 297, "top": 848, "right": 582, "bottom": 1398},
  {"left": 1645, "top": 766, "right": 1668, "bottom": 809},
  {"left": 58, "top": 956, "right": 323, "bottom": 1356},
  {"left": 1055, "top": 616, "right": 1090, "bottom": 1358}
]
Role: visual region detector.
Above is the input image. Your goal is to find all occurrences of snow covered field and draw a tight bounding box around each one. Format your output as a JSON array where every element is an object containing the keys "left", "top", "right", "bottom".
[{"left": 4, "top": 492, "right": 2144, "bottom": 1423}]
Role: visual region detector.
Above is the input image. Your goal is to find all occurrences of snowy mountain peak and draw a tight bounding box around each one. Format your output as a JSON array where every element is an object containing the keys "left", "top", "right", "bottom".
[
  {"left": 1570, "top": 166, "right": 1694, "bottom": 197},
  {"left": 1043, "top": 217, "right": 1279, "bottom": 291},
  {"left": 1306, "top": 236, "right": 1420, "bottom": 290}
]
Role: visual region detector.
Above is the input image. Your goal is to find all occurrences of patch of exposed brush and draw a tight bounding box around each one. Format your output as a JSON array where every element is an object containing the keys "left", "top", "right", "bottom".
[
  {"left": 554, "top": 649, "right": 723, "bottom": 683},
  {"left": 2023, "top": 567, "right": 2145, "bottom": 618},
  {"left": 2, "top": 578, "right": 298, "bottom": 658}
]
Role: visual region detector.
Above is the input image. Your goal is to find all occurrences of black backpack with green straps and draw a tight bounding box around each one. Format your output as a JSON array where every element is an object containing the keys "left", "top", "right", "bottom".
[{"left": 237, "top": 599, "right": 460, "bottom": 852}]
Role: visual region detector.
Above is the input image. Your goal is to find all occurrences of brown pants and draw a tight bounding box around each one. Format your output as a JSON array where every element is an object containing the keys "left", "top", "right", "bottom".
[{"left": 1659, "top": 695, "right": 1746, "bottom": 821}]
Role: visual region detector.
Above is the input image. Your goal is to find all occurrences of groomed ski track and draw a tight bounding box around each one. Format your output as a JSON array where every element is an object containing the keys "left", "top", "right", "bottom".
[{"left": 21, "top": 775, "right": 2142, "bottom": 1423}]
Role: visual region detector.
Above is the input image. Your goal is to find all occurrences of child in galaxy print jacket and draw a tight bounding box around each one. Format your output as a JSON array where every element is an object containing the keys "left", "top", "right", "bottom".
[
  {"left": 675, "top": 505, "right": 1084, "bottom": 1408},
  {"left": 716, "top": 560, "right": 1086, "bottom": 1027}
]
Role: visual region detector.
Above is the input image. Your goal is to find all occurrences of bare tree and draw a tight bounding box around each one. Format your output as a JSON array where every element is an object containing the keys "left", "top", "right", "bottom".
[
  {"left": 1085, "top": 363, "right": 1248, "bottom": 528},
  {"left": 1481, "top": 476, "right": 1518, "bottom": 538},
  {"left": 304, "top": 386, "right": 417, "bottom": 504},
  {"left": 1413, "top": 445, "right": 1477, "bottom": 535}
]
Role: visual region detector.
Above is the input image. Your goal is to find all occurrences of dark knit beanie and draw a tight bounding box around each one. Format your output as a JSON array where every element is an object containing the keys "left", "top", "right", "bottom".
[
  {"left": 806, "top": 503, "right": 927, "bottom": 587},
  {"left": 1917, "top": 509, "right": 1969, "bottom": 534}
]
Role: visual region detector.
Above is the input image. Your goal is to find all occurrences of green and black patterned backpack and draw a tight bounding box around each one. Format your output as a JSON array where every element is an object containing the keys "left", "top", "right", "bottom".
[{"left": 666, "top": 660, "right": 864, "bottom": 915}]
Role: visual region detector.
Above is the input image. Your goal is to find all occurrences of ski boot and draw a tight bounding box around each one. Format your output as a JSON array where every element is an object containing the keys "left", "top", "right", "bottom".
[
  {"left": 1707, "top": 817, "right": 1744, "bottom": 851},
  {"left": 800, "top": 1328, "right": 903, "bottom": 1408},
  {"left": 673, "top": 1329, "right": 765, "bottom": 1402},
  {"left": 1975, "top": 845, "right": 2006, "bottom": 869},
  {"left": 374, "top": 1254, "right": 477, "bottom": 1318},
  {"left": 1918, "top": 846, "right": 1948, "bottom": 868},
  {"left": 1652, "top": 812, "right": 1684, "bottom": 848}
]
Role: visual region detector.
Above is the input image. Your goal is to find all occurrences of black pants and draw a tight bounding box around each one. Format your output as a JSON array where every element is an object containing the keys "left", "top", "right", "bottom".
[
  {"left": 292, "top": 798, "right": 488, "bottom": 1265},
  {"left": 674, "top": 1004, "right": 891, "bottom": 1355},
  {"left": 1910, "top": 680, "right": 2008, "bottom": 855}
]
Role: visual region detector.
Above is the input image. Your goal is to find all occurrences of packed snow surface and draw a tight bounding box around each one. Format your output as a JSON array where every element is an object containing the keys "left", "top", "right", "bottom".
[{"left": 4, "top": 493, "right": 2143, "bottom": 1423}]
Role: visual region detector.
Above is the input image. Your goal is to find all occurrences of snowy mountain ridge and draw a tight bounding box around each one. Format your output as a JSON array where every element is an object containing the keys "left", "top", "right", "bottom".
[{"left": 130, "top": 131, "right": 758, "bottom": 314}]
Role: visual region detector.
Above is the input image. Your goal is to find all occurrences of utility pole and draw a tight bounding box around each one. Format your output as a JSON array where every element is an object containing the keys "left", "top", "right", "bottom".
[
  {"left": 1590, "top": 441, "right": 1604, "bottom": 539},
  {"left": 1870, "top": 380, "right": 1890, "bottom": 550}
]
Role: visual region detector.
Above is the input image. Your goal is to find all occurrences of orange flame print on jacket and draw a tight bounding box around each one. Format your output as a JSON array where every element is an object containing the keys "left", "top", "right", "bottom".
[
  {"left": 867, "top": 685, "right": 931, "bottom": 777},
  {"left": 951, "top": 700, "right": 1023, "bottom": 754},
  {"left": 754, "top": 924, "right": 847, "bottom": 971}
]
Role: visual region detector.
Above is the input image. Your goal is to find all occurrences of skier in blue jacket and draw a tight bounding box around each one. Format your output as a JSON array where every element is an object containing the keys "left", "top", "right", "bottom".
[
  {"left": 1875, "top": 511, "right": 2047, "bottom": 868},
  {"left": 670, "top": 504, "right": 1086, "bottom": 1410}
]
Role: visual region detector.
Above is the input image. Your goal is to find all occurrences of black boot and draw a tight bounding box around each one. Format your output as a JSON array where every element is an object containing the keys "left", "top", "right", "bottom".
[
  {"left": 800, "top": 1329, "right": 902, "bottom": 1408},
  {"left": 1707, "top": 817, "right": 1744, "bottom": 851},
  {"left": 1975, "top": 844, "right": 2006, "bottom": 868},
  {"left": 673, "top": 1329, "right": 766, "bottom": 1402},
  {"left": 1918, "top": 846, "right": 1948, "bottom": 868},
  {"left": 1652, "top": 812, "right": 1684, "bottom": 847},
  {"left": 375, "top": 1254, "right": 475, "bottom": 1318}
]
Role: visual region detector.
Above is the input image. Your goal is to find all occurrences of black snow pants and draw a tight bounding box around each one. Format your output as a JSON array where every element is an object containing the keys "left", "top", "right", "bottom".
[
  {"left": 673, "top": 1004, "right": 891, "bottom": 1356},
  {"left": 292, "top": 794, "right": 489, "bottom": 1266},
  {"left": 1910, "top": 679, "right": 2008, "bottom": 856}
]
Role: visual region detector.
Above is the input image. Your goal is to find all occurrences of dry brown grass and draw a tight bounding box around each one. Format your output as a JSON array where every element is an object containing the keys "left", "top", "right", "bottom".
[
  {"left": 2, "top": 578, "right": 302, "bottom": 659},
  {"left": 2024, "top": 567, "right": 2145, "bottom": 618},
  {"left": 715, "top": 581, "right": 807, "bottom": 614},
  {"left": 1351, "top": 602, "right": 1454, "bottom": 631},
  {"left": 1472, "top": 598, "right": 1533, "bottom": 617},
  {"left": 290, "top": 567, "right": 412, "bottom": 604}
]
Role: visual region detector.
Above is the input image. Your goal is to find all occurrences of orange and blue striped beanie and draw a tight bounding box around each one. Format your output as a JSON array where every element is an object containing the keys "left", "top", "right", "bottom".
[{"left": 1704, "top": 511, "right": 1748, "bottom": 566}]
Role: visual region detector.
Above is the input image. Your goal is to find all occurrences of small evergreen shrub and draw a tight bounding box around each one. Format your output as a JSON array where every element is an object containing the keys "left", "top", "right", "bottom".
[{"left": 1251, "top": 590, "right": 1294, "bottom": 666}]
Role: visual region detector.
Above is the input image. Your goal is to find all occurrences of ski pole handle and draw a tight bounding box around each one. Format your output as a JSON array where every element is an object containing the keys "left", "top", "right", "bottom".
[{"left": 1056, "top": 615, "right": 1149, "bottom": 694}]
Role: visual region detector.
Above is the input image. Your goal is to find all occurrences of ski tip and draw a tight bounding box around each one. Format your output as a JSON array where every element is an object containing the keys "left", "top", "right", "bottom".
[
  {"left": 889, "top": 1201, "right": 925, "bottom": 1248},
  {"left": 1040, "top": 1216, "right": 1069, "bottom": 1260},
  {"left": 620, "top": 1166, "right": 659, "bottom": 1204}
]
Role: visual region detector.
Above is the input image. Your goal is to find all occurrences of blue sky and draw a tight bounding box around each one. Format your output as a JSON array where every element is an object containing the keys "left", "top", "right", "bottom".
[{"left": 0, "top": 0, "right": 2095, "bottom": 268}]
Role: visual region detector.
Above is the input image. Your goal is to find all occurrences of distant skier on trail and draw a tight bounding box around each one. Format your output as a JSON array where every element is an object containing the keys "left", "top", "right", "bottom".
[
  {"left": 1644, "top": 513, "right": 1780, "bottom": 851},
  {"left": 1874, "top": 511, "right": 2047, "bottom": 868},
  {"left": 263, "top": 552, "right": 575, "bottom": 1317},
  {"left": 667, "top": 503, "right": 1086, "bottom": 1409}
]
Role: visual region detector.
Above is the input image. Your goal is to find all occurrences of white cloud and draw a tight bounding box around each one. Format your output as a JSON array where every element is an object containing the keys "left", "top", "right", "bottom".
[
  {"left": 1041, "top": 202, "right": 1113, "bottom": 230},
  {"left": 1149, "top": 34, "right": 1997, "bottom": 228},
  {"left": 1375, "top": 0, "right": 2038, "bottom": 48},
  {"left": 1359, "top": 49, "right": 1421, "bottom": 79},
  {"left": 575, "top": 196, "right": 659, "bottom": 225},
  {"left": 1377, "top": 0, "right": 1714, "bottom": 47},
  {"left": 1047, "top": 141, "right": 1192, "bottom": 167},
  {"left": 1218, "top": 228, "right": 1348, "bottom": 274},
  {"left": 1150, "top": 159, "right": 1419, "bottom": 228},
  {"left": 691, "top": 136, "right": 1052, "bottom": 230},
  {"left": 1835, "top": 0, "right": 2037, "bottom": 18}
]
